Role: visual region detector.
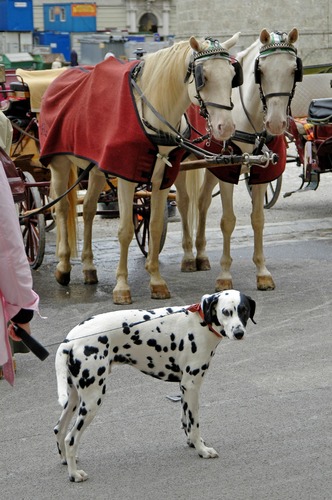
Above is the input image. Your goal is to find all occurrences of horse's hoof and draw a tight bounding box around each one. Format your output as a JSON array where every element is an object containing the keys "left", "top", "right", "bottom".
[
  {"left": 215, "top": 279, "right": 233, "bottom": 291},
  {"left": 196, "top": 257, "right": 211, "bottom": 271},
  {"left": 257, "top": 276, "right": 275, "bottom": 290},
  {"left": 83, "top": 270, "right": 98, "bottom": 284},
  {"left": 113, "top": 289, "right": 132, "bottom": 305},
  {"left": 181, "top": 259, "right": 197, "bottom": 272},
  {"left": 150, "top": 284, "right": 171, "bottom": 300},
  {"left": 55, "top": 270, "right": 71, "bottom": 286}
]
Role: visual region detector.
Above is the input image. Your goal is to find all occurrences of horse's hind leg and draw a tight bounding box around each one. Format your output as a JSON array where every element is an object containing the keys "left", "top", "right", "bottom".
[
  {"left": 113, "top": 179, "right": 136, "bottom": 304},
  {"left": 215, "top": 180, "right": 236, "bottom": 291},
  {"left": 145, "top": 185, "right": 170, "bottom": 299},
  {"left": 195, "top": 170, "right": 218, "bottom": 271},
  {"left": 50, "top": 156, "right": 74, "bottom": 285},
  {"left": 251, "top": 184, "right": 275, "bottom": 290},
  {"left": 81, "top": 168, "right": 107, "bottom": 284}
]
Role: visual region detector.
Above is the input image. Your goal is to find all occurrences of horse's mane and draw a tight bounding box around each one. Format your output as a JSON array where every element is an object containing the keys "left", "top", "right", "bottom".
[{"left": 139, "top": 40, "right": 191, "bottom": 118}]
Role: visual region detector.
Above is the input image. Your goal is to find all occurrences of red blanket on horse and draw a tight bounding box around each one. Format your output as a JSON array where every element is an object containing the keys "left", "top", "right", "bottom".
[
  {"left": 39, "top": 58, "right": 185, "bottom": 189},
  {"left": 186, "top": 104, "right": 286, "bottom": 184}
]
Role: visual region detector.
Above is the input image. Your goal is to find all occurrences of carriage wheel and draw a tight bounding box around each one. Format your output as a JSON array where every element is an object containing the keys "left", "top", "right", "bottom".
[
  {"left": 133, "top": 195, "right": 168, "bottom": 257},
  {"left": 244, "top": 173, "right": 282, "bottom": 209},
  {"left": 19, "top": 171, "right": 46, "bottom": 269}
]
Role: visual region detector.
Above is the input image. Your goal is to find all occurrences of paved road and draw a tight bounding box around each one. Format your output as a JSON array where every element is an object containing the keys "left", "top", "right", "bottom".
[{"left": 1, "top": 160, "right": 332, "bottom": 500}]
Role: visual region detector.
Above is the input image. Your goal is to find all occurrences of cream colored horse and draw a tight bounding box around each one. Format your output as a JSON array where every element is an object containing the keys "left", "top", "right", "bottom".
[
  {"left": 43, "top": 34, "right": 241, "bottom": 304},
  {"left": 176, "top": 28, "right": 301, "bottom": 291}
]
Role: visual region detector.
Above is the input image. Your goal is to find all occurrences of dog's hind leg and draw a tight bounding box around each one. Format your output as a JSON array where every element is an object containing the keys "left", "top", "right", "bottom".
[
  {"left": 64, "top": 385, "right": 107, "bottom": 482},
  {"left": 180, "top": 379, "right": 219, "bottom": 459},
  {"left": 54, "top": 385, "right": 79, "bottom": 465}
]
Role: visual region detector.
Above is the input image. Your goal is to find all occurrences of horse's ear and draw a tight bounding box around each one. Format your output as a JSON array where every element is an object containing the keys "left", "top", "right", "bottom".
[
  {"left": 189, "top": 36, "right": 201, "bottom": 53},
  {"left": 288, "top": 28, "right": 299, "bottom": 45},
  {"left": 222, "top": 32, "right": 241, "bottom": 51},
  {"left": 260, "top": 29, "right": 270, "bottom": 45}
]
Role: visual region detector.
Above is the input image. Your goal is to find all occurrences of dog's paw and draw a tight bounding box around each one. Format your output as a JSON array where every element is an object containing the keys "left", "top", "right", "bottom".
[
  {"left": 198, "top": 445, "right": 219, "bottom": 459},
  {"left": 69, "top": 469, "right": 88, "bottom": 482}
]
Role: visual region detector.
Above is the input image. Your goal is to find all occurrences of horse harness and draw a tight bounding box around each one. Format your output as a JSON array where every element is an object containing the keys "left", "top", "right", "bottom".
[{"left": 131, "top": 37, "right": 243, "bottom": 149}]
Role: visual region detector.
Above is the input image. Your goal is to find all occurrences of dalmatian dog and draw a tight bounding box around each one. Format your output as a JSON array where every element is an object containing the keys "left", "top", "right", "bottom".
[{"left": 54, "top": 289, "right": 256, "bottom": 482}]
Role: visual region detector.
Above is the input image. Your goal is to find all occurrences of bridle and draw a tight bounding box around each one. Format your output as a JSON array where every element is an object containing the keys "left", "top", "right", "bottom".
[
  {"left": 254, "top": 32, "right": 303, "bottom": 114},
  {"left": 184, "top": 37, "right": 243, "bottom": 132}
]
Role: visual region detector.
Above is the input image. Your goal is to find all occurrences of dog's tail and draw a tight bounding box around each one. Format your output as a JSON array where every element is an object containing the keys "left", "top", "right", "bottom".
[{"left": 55, "top": 345, "right": 70, "bottom": 407}]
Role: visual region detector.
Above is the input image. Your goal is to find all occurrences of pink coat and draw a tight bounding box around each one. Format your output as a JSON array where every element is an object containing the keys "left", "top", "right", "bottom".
[{"left": 0, "top": 160, "right": 39, "bottom": 385}]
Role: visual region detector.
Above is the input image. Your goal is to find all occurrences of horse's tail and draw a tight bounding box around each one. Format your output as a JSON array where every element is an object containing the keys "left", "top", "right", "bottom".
[
  {"left": 67, "top": 164, "right": 78, "bottom": 257},
  {"left": 185, "top": 168, "right": 205, "bottom": 236},
  {"left": 55, "top": 343, "right": 71, "bottom": 407},
  {"left": 51, "top": 162, "right": 78, "bottom": 258}
]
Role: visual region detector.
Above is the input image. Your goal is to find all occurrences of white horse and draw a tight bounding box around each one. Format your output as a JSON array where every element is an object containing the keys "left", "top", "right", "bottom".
[
  {"left": 39, "top": 34, "right": 241, "bottom": 304},
  {"left": 176, "top": 28, "right": 302, "bottom": 291}
]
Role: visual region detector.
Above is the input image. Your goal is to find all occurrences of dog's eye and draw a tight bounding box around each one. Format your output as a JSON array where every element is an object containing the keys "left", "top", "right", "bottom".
[{"left": 222, "top": 308, "right": 232, "bottom": 317}]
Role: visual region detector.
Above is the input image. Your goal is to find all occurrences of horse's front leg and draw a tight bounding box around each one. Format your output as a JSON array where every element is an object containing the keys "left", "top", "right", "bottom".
[
  {"left": 175, "top": 171, "right": 196, "bottom": 272},
  {"left": 215, "top": 181, "right": 236, "bottom": 291},
  {"left": 145, "top": 186, "right": 171, "bottom": 299},
  {"left": 251, "top": 183, "right": 275, "bottom": 290},
  {"left": 81, "top": 168, "right": 107, "bottom": 284},
  {"left": 195, "top": 170, "right": 219, "bottom": 271},
  {"left": 113, "top": 180, "right": 136, "bottom": 304}
]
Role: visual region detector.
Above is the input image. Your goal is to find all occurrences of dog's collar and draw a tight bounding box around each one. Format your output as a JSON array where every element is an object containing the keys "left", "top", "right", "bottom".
[{"left": 187, "top": 304, "right": 224, "bottom": 338}]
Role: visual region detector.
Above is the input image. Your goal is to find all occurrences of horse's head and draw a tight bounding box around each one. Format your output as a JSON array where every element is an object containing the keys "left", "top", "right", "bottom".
[
  {"left": 255, "top": 28, "right": 302, "bottom": 135},
  {"left": 185, "top": 33, "right": 241, "bottom": 141}
]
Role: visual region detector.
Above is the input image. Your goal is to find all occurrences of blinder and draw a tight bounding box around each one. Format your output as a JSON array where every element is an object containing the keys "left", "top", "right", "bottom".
[
  {"left": 194, "top": 58, "right": 243, "bottom": 91},
  {"left": 254, "top": 55, "right": 303, "bottom": 85}
]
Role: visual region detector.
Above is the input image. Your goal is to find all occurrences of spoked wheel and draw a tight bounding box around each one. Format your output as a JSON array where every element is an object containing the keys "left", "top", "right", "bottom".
[
  {"left": 244, "top": 173, "right": 282, "bottom": 209},
  {"left": 133, "top": 191, "right": 168, "bottom": 257},
  {"left": 18, "top": 171, "right": 45, "bottom": 269}
]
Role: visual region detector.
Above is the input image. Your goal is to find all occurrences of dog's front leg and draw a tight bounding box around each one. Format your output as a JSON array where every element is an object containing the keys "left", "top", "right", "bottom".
[{"left": 180, "top": 380, "right": 219, "bottom": 459}]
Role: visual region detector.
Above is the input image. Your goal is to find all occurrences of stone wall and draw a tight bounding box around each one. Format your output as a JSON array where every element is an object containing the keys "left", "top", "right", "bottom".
[{"left": 175, "top": 0, "right": 332, "bottom": 66}]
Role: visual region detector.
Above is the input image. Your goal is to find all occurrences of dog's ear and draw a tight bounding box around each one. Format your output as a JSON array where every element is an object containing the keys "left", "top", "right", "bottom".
[
  {"left": 245, "top": 295, "right": 256, "bottom": 324},
  {"left": 201, "top": 293, "right": 220, "bottom": 325}
]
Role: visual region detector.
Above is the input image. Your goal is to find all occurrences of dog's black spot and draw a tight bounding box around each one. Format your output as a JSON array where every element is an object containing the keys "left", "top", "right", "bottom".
[
  {"left": 166, "top": 307, "right": 174, "bottom": 313},
  {"left": 156, "top": 326, "right": 161, "bottom": 333},
  {"left": 98, "top": 366, "right": 106, "bottom": 377},
  {"left": 83, "top": 345, "right": 99, "bottom": 357},
  {"left": 79, "top": 406, "right": 87, "bottom": 416},
  {"left": 67, "top": 376, "right": 73, "bottom": 386},
  {"left": 99, "top": 378, "right": 104, "bottom": 386},
  {"left": 170, "top": 333, "right": 175, "bottom": 341},
  {"left": 102, "top": 385, "right": 106, "bottom": 395},
  {"left": 178, "top": 339, "right": 184, "bottom": 351},
  {"left": 201, "top": 363, "right": 209, "bottom": 371},
  {"left": 158, "top": 371, "right": 165, "bottom": 378},
  {"left": 62, "top": 348, "right": 69, "bottom": 355},
  {"left": 79, "top": 369, "right": 95, "bottom": 389},
  {"left": 78, "top": 316, "right": 94, "bottom": 326},
  {"left": 68, "top": 351, "right": 81, "bottom": 377},
  {"left": 188, "top": 333, "right": 194, "bottom": 341},
  {"left": 143, "top": 314, "right": 151, "bottom": 321},
  {"left": 114, "top": 354, "right": 129, "bottom": 364},
  {"left": 98, "top": 336, "right": 108, "bottom": 344},
  {"left": 97, "top": 398, "right": 102, "bottom": 406},
  {"left": 148, "top": 360, "right": 154, "bottom": 368},
  {"left": 192, "top": 368, "right": 200, "bottom": 376},
  {"left": 113, "top": 346, "right": 119, "bottom": 353},
  {"left": 191, "top": 342, "right": 197, "bottom": 354},
  {"left": 123, "top": 343, "right": 131, "bottom": 349},
  {"left": 104, "top": 349, "right": 109, "bottom": 357},
  {"left": 186, "top": 365, "right": 191, "bottom": 373},
  {"left": 188, "top": 410, "right": 194, "bottom": 425},
  {"left": 163, "top": 346, "right": 168, "bottom": 352},
  {"left": 122, "top": 322, "right": 130, "bottom": 334},
  {"left": 69, "top": 437, "right": 74, "bottom": 446},
  {"left": 183, "top": 402, "right": 188, "bottom": 413},
  {"left": 170, "top": 342, "right": 177, "bottom": 351},
  {"left": 167, "top": 373, "right": 181, "bottom": 382},
  {"left": 147, "top": 338, "right": 157, "bottom": 347}
]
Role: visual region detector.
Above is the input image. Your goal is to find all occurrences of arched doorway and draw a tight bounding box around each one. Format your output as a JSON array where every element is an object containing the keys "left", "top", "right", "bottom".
[{"left": 138, "top": 13, "right": 158, "bottom": 33}]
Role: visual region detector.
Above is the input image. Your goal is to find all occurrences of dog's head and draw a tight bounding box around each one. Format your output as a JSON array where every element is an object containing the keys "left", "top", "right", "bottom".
[{"left": 201, "top": 290, "right": 256, "bottom": 340}]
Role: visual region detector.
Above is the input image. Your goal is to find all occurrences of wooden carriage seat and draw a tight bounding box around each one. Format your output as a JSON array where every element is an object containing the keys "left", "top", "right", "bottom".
[{"left": 15, "top": 67, "right": 67, "bottom": 113}]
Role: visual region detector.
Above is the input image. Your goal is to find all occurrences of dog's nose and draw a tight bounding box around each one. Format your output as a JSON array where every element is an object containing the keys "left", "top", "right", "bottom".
[{"left": 233, "top": 328, "right": 244, "bottom": 340}]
